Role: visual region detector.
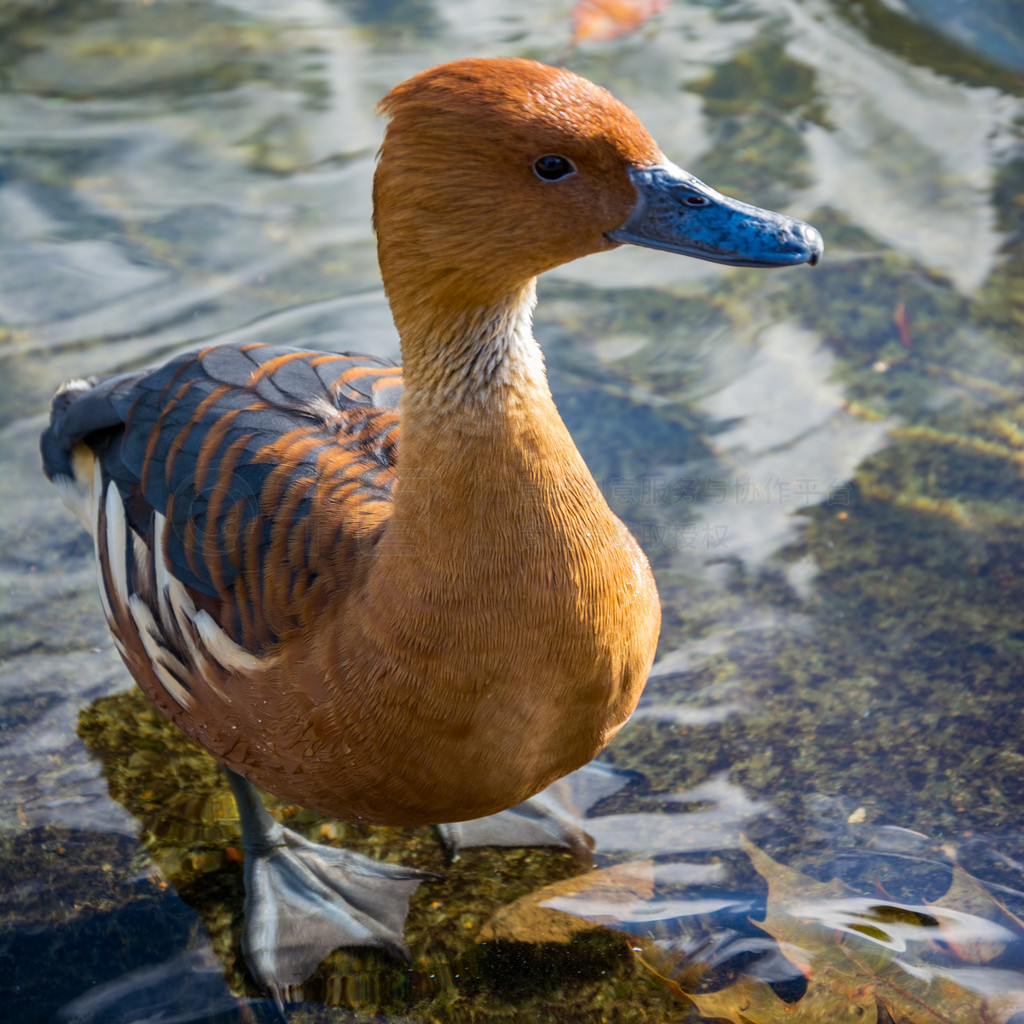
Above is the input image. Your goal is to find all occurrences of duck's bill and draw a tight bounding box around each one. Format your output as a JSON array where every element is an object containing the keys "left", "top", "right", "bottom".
[{"left": 607, "top": 162, "right": 823, "bottom": 268}]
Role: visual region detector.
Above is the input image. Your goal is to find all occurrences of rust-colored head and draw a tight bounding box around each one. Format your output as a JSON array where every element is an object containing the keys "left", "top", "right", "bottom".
[{"left": 374, "top": 59, "right": 662, "bottom": 321}]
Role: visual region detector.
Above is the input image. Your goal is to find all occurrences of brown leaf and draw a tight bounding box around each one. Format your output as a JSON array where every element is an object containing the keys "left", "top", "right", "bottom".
[
  {"left": 926, "top": 866, "right": 1016, "bottom": 964},
  {"left": 689, "top": 971, "right": 878, "bottom": 1023},
  {"left": 478, "top": 860, "right": 654, "bottom": 943},
  {"left": 894, "top": 301, "right": 912, "bottom": 349}
]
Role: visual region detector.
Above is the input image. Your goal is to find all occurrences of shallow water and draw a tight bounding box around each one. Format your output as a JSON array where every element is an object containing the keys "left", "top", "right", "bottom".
[{"left": 1, "top": 0, "right": 1023, "bottom": 1021}]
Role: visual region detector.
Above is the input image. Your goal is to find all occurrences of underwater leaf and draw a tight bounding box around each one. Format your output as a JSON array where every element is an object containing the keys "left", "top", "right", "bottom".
[
  {"left": 639, "top": 838, "right": 1024, "bottom": 1024},
  {"left": 689, "top": 970, "right": 878, "bottom": 1023},
  {"left": 927, "top": 866, "right": 1018, "bottom": 964},
  {"left": 894, "top": 301, "right": 913, "bottom": 349},
  {"left": 571, "top": 0, "right": 670, "bottom": 43},
  {"left": 478, "top": 860, "right": 654, "bottom": 943}
]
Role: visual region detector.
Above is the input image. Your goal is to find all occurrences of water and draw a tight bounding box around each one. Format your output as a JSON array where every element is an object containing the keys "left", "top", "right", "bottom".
[{"left": 1, "top": 0, "right": 1022, "bottom": 1021}]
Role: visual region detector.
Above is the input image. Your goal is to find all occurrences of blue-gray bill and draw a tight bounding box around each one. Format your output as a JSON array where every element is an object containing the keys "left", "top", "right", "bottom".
[{"left": 607, "top": 162, "right": 824, "bottom": 269}]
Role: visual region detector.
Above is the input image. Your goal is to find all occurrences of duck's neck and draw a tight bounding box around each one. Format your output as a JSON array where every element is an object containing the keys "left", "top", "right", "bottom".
[
  {"left": 393, "top": 279, "right": 549, "bottom": 422},
  {"left": 381, "top": 277, "right": 607, "bottom": 583}
]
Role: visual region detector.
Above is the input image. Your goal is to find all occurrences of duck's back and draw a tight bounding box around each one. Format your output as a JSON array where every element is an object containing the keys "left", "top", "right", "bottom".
[
  {"left": 45, "top": 343, "right": 404, "bottom": 626},
  {"left": 41, "top": 341, "right": 406, "bottom": 711}
]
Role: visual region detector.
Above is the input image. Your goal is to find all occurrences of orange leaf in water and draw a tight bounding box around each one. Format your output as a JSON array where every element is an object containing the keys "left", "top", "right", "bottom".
[
  {"left": 894, "top": 300, "right": 912, "bottom": 349},
  {"left": 572, "top": 0, "right": 670, "bottom": 43},
  {"left": 478, "top": 860, "right": 654, "bottom": 944},
  {"left": 927, "top": 866, "right": 1024, "bottom": 965}
]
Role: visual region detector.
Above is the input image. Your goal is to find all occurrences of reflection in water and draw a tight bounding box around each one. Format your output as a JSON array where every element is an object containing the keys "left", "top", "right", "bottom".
[
  {"left": 695, "top": 320, "right": 894, "bottom": 564},
  {"left": 542, "top": 876, "right": 752, "bottom": 934},
  {"left": 785, "top": 0, "right": 1013, "bottom": 292},
  {"left": 798, "top": 894, "right": 1016, "bottom": 953},
  {"left": 479, "top": 798, "right": 1024, "bottom": 1019},
  {"left": 586, "top": 773, "right": 771, "bottom": 856},
  {"left": 559, "top": 833, "right": 1024, "bottom": 1020},
  {"left": 55, "top": 948, "right": 263, "bottom": 1024},
  {"left": 633, "top": 701, "right": 744, "bottom": 725},
  {"left": 2, "top": 0, "right": 1024, "bottom": 1020},
  {"left": 844, "top": 0, "right": 1024, "bottom": 79}
]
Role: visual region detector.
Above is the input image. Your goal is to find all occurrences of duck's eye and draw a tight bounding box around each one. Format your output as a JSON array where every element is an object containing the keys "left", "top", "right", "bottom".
[{"left": 533, "top": 155, "right": 576, "bottom": 181}]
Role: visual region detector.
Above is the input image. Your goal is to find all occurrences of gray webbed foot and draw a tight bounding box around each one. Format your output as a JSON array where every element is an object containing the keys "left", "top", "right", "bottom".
[
  {"left": 439, "top": 760, "right": 635, "bottom": 862},
  {"left": 225, "top": 770, "right": 435, "bottom": 1009}
]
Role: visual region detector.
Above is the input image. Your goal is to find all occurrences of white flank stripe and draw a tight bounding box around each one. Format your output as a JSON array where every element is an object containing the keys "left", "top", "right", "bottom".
[
  {"left": 167, "top": 575, "right": 199, "bottom": 639},
  {"left": 132, "top": 531, "right": 154, "bottom": 601},
  {"left": 129, "top": 595, "right": 192, "bottom": 709},
  {"left": 152, "top": 513, "right": 176, "bottom": 637},
  {"left": 195, "top": 610, "right": 261, "bottom": 673},
  {"left": 104, "top": 483, "right": 130, "bottom": 608},
  {"left": 152, "top": 659, "right": 193, "bottom": 710},
  {"left": 166, "top": 576, "right": 208, "bottom": 671}
]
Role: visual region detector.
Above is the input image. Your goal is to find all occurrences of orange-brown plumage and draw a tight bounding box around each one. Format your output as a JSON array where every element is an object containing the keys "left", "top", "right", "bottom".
[
  {"left": 42, "top": 57, "right": 822, "bottom": 995},
  {"left": 374, "top": 60, "right": 661, "bottom": 352},
  {"left": 77, "top": 59, "right": 665, "bottom": 826}
]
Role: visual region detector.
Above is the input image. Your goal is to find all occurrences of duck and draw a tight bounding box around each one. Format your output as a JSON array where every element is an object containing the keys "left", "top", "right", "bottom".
[{"left": 41, "top": 57, "right": 822, "bottom": 1005}]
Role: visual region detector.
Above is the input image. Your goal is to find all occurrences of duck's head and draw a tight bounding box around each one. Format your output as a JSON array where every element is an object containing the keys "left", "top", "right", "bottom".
[{"left": 374, "top": 58, "right": 822, "bottom": 323}]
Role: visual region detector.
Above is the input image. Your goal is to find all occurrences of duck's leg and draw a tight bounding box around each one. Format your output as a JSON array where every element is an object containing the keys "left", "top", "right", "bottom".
[
  {"left": 438, "top": 761, "right": 635, "bottom": 862},
  {"left": 225, "top": 769, "right": 434, "bottom": 1007}
]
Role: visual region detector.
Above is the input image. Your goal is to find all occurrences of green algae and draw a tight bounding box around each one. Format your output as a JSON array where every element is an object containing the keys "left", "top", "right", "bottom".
[
  {"left": 980, "top": 150, "right": 1024, "bottom": 348},
  {"left": 601, "top": 227, "right": 1024, "bottom": 892},
  {"left": 833, "top": 0, "right": 1024, "bottom": 94},
  {"left": 688, "top": 42, "right": 821, "bottom": 208}
]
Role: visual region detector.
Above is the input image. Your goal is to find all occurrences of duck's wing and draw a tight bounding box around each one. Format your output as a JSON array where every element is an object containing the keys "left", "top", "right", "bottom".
[{"left": 42, "top": 342, "right": 403, "bottom": 671}]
